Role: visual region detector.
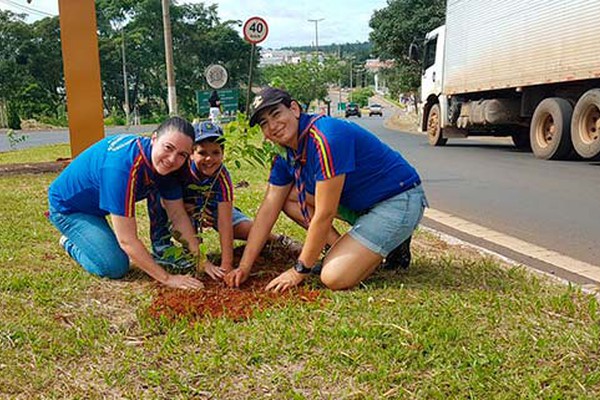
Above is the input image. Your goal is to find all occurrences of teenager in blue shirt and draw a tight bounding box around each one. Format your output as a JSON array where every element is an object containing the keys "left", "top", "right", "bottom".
[
  {"left": 224, "top": 87, "right": 427, "bottom": 292},
  {"left": 47, "top": 117, "right": 204, "bottom": 290}
]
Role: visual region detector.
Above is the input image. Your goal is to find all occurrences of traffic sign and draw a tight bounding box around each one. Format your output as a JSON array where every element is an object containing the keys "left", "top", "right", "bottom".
[
  {"left": 205, "top": 64, "right": 228, "bottom": 89},
  {"left": 196, "top": 88, "right": 239, "bottom": 116},
  {"left": 243, "top": 17, "right": 268, "bottom": 44}
]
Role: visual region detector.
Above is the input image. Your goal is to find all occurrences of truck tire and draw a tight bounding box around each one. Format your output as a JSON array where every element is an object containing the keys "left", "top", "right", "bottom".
[
  {"left": 427, "top": 104, "right": 447, "bottom": 146},
  {"left": 571, "top": 89, "right": 600, "bottom": 159},
  {"left": 530, "top": 98, "right": 574, "bottom": 160}
]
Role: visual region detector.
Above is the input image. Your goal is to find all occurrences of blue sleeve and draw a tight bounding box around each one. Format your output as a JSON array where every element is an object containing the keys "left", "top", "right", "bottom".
[{"left": 268, "top": 155, "right": 294, "bottom": 186}]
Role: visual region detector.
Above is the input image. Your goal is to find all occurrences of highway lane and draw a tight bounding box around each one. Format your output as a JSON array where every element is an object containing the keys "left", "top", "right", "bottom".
[
  {"left": 352, "top": 114, "right": 600, "bottom": 268},
  {"left": 0, "top": 124, "right": 157, "bottom": 152}
]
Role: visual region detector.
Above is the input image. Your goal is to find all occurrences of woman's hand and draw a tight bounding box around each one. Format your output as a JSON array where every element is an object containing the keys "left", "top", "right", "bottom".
[
  {"left": 224, "top": 267, "right": 251, "bottom": 288},
  {"left": 163, "top": 274, "right": 204, "bottom": 290},
  {"left": 265, "top": 268, "right": 306, "bottom": 293}
]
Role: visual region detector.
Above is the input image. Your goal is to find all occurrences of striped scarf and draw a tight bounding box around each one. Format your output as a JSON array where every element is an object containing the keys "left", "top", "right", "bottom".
[{"left": 293, "top": 115, "right": 324, "bottom": 227}]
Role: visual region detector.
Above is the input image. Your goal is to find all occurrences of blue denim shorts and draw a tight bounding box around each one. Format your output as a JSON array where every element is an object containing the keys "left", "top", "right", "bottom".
[
  {"left": 232, "top": 207, "right": 251, "bottom": 226},
  {"left": 348, "top": 185, "right": 428, "bottom": 257}
]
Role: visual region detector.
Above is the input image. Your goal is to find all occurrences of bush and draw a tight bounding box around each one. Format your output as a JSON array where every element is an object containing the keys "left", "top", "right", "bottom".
[
  {"left": 104, "top": 114, "right": 126, "bottom": 126},
  {"left": 351, "top": 87, "right": 375, "bottom": 107}
]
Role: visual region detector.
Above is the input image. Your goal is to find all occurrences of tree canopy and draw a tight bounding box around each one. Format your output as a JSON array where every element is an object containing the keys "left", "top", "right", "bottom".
[
  {"left": 369, "top": 0, "right": 445, "bottom": 96},
  {"left": 0, "top": 2, "right": 256, "bottom": 127}
]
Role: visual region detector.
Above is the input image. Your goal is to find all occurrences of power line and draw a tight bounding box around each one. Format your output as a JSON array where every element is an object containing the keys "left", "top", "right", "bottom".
[{"left": 0, "top": 0, "right": 55, "bottom": 18}]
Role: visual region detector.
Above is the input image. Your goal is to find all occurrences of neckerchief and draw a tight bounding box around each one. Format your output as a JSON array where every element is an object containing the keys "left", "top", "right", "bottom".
[
  {"left": 136, "top": 138, "right": 154, "bottom": 186},
  {"left": 293, "top": 114, "right": 324, "bottom": 226}
]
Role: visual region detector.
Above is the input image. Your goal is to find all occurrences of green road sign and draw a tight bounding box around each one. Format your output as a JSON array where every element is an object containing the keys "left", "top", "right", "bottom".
[
  {"left": 338, "top": 102, "right": 347, "bottom": 111},
  {"left": 196, "top": 88, "right": 239, "bottom": 116}
]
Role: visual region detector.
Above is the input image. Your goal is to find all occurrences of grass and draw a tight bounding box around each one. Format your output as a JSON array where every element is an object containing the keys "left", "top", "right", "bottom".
[
  {"left": 1, "top": 144, "right": 600, "bottom": 399},
  {"left": 0, "top": 143, "right": 71, "bottom": 164}
]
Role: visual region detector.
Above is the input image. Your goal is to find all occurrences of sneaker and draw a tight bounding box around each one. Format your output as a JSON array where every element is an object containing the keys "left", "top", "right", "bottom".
[
  {"left": 275, "top": 235, "right": 303, "bottom": 256},
  {"left": 59, "top": 235, "right": 68, "bottom": 249},
  {"left": 151, "top": 246, "right": 196, "bottom": 272},
  {"left": 382, "top": 236, "right": 412, "bottom": 270}
]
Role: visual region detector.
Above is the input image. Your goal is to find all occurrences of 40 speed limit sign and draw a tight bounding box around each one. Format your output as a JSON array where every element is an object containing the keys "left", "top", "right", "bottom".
[{"left": 243, "top": 16, "right": 268, "bottom": 44}]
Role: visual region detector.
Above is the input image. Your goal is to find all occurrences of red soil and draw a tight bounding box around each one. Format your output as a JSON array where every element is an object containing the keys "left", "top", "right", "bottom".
[{"left": 149, "top": 242, "right": 323, "bottom": 322}]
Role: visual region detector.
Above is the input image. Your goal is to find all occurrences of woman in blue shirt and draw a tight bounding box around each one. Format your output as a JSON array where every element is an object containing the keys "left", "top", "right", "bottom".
[
  {"left": 225, "top": 88, "right": 427, "bottom": 292},
  {"left": 48, "top": 117, "right": 205, "bottom": 290}
]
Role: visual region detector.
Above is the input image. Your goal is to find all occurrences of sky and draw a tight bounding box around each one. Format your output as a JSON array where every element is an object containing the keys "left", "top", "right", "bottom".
[{"left": 0, "top": 0, "right": 389, "bottom": 49}]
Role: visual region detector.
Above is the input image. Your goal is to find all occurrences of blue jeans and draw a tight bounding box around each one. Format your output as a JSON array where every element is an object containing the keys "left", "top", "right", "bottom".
[
  {"left": 348, "top": 184, "right": 428, "bottom": 257},
  {"left": 48, "top": 207, "right": 130, "bottom": 279}
]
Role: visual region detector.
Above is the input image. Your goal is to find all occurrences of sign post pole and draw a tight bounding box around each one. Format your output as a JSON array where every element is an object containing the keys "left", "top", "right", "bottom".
[{"left": 245, "top": 44, "right": 256, "bottom": 116}]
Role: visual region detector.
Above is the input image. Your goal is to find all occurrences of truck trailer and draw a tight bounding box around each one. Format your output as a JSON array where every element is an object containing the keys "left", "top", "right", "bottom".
[{"left": 418, "top": 0, "right": 600, "bottom": 160}]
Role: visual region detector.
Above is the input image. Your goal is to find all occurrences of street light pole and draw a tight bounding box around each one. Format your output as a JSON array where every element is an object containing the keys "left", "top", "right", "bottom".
[
  {"left": 307, "top": 18, "right": 324, "bottom": 58},
  {"left": 161, "top": 0, "right": 177, "bottom": 116}
]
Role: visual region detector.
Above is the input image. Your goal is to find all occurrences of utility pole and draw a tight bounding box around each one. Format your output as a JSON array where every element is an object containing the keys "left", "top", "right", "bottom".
[
  {"left": 121, "top": 27, "right": 130, "bottom": 126},
  {"left": 307, "top": 18, "right": 324, "bottom": 58},
  {"left": 161, "top": 0, "right": 177, "bottom": 115}
]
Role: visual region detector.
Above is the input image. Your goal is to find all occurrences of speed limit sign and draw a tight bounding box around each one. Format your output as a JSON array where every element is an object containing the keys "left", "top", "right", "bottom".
[{"left": 243, "top": 17, "right": 268, "bottom": 44}]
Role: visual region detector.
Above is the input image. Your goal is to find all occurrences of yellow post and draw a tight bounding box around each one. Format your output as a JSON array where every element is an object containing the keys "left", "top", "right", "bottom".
[{"left": 58, "top": 0, "right": 104, "bottom": 157}]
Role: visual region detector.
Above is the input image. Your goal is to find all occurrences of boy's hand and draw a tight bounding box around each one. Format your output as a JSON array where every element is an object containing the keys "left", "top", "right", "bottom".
[
  {"left": 220, "top": 263, "right": 234, "bottom": 274},
  {"left": 204, "top": 261, "right": 225, "bottom": 280},
  {"left": 224, "top": 267, "right": 250, "bottom": 288}
]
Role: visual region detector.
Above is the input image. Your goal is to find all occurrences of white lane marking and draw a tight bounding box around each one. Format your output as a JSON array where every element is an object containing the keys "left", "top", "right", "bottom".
[{"left": 424, "top": 208, "right": 600, "bottom": 283}]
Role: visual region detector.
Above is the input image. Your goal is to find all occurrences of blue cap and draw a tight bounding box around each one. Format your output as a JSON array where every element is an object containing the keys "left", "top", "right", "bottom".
[{"left": 194, "top": 121, "right": 223, "bottom": 143}]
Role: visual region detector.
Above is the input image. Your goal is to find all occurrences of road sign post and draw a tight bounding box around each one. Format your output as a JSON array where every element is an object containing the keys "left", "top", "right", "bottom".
[{"left": 243, "top": 17, "right": 269, "bottom": 116}]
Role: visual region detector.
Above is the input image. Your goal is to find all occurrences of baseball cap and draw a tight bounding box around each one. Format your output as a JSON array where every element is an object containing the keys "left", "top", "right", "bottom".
[
  {"left": 194, "top": 121, "right": 223, "bottom": 143},
  {"left": 249, "top": 87, "right": 293, "bottom": 127}
]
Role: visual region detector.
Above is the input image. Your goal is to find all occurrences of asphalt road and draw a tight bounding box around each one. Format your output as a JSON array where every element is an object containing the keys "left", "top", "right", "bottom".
[
  {"left": 0, "top": 124, "right": 157, "bottom": 152},
  {"left": 352, "top": 114, "right": 600, "bottom": 268}
]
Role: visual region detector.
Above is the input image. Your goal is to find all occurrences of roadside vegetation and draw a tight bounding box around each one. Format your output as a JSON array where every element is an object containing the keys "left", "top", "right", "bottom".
[{"left": 1, "top": 139, "right": 599, "bottom": 398}]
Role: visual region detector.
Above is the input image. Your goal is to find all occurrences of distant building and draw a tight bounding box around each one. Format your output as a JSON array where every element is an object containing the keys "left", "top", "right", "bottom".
[
  {"left": 364, "top": 58, "right": 395, "bottom": 94},
  {"left": 259, "top": 49, "right": 301, "bottom": 66}
]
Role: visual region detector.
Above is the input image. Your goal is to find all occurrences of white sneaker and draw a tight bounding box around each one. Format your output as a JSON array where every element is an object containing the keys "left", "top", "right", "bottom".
[{"left": 59, "top": 235, "right": 68, "bottom": 248}]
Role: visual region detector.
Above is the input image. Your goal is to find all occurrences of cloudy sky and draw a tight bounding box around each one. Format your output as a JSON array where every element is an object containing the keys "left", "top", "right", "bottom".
[{"left": 0, "top": 0, "right": 388, "bottom": 49}]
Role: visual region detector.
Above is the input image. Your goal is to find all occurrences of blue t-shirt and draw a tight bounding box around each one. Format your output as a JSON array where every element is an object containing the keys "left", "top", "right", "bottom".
[
  {"left": 182, "top": 161, "right": 234, "bottom": 215},
  {"left": 48, "top": 135, "right": 182, "bottom": 217},
  {"left": 268, "top": 114, "right": 420, "bottom": 212}
]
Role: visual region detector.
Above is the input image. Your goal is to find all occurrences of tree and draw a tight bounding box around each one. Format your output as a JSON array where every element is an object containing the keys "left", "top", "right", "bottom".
[
  {"left": 261, "top": 56, "right": 345, "bottom": 109},
  {"left": 369, "top": 0, "right": 445, "bottom": 96}
]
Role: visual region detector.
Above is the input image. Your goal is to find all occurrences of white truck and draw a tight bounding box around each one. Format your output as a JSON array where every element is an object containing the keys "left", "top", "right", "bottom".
[{"left": 417, "top": 0, "right": 600, "bottom": 160}]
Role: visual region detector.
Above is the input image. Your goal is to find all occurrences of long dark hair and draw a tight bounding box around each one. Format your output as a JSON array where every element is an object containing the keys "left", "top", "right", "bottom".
[{"left": 155, "top": 116, "right": 195, "bottom": 141}]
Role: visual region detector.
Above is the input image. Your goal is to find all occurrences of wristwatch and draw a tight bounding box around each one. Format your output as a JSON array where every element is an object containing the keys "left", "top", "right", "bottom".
[{"left": 293, "top": 260, "right": 312, "bottom": 274}]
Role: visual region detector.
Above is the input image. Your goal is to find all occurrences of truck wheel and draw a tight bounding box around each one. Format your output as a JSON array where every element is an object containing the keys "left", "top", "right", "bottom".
[
  {"left": 571, "top": 89, "right": 600, "bottom": 159},
  {"left": 427, "top": 104, "right": 447, "bottom": 146},
  {"left": 530, "top": 98, "right": 574, "bottom": 160}
]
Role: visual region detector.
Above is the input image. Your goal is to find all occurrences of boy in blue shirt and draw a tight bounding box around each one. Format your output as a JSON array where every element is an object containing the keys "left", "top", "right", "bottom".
[{"left": 148, "top": 121, "right": 291, "bottom": 280}]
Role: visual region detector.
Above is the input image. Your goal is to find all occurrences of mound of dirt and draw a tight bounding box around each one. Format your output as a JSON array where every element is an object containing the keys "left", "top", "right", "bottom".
[
  {"left": 149, "top": 241, "right": 324, "bottom": 322},
  {"left": 0, "top": 158, "right": 70, "bottom": 176}
]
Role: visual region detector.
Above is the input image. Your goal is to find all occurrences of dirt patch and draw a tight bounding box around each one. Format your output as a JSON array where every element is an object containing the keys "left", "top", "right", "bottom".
[
  {"left": 149, "top": 242, "right": 324, "bottom": 322},
  {"left": 0, "top": 158, "right": 70, "bottom": 176},
  {"left": 385, "top": 111, "right": 420, "bottom": 134}
]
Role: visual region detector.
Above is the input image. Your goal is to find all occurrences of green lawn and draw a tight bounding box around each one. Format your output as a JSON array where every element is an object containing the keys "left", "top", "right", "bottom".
[{"left": 1, "top": 144, "right": 599, "bottom": 399}]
